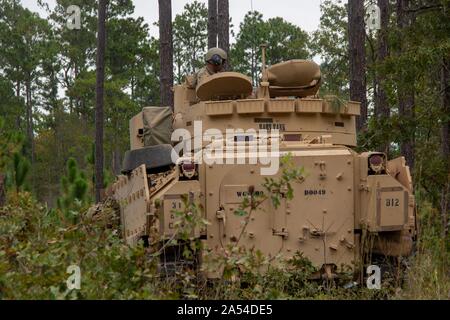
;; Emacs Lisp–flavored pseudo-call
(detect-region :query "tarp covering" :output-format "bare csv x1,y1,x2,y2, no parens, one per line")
142,106,173,146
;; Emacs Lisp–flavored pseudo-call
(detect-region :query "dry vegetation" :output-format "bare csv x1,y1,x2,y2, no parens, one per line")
0,191,447,300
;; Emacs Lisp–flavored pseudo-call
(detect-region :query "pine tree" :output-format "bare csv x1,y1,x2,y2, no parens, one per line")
0,117,25,203
208,0,218,48
217,0,230,70
12,152,30,193
158,0,174,108
57,157,88,223
348,0,368,132
396,0,416,172
375,0,390,154
95,0,107,203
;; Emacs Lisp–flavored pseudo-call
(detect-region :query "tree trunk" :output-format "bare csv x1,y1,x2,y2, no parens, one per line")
0,173,5,207
95,0,107,203
398,93,415,171
348,0,368,132
25,79,34,164
376,0,390,154
441,55,449,236
112,148,122,176
396,0,415,172
16,80,21,129
208,0,218,49
217,0,230,70
158,0,174,108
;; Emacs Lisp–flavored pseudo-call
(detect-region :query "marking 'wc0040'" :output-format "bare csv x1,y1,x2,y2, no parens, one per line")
109,56,416,279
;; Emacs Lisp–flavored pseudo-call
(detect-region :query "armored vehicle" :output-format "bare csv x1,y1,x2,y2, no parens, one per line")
109,52,416,279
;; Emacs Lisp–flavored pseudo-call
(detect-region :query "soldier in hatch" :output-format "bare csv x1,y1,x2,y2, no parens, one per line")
186,47,228,89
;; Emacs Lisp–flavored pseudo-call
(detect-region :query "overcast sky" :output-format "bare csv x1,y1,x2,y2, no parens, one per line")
21,0,323,40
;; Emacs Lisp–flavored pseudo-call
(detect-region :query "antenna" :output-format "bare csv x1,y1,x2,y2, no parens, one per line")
260,43,268,82
257,43,270,99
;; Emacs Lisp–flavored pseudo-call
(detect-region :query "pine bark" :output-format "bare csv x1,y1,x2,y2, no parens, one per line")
217,0,230,70
208,0,218,49
376,0,390,154
348,0,368,132
15,80,21,129
95,0,107,203
396,0,415,172
25,80,34,164
158,0,174,108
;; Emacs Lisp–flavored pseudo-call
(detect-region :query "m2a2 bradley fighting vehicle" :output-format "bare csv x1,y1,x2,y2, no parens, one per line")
108,48,417,279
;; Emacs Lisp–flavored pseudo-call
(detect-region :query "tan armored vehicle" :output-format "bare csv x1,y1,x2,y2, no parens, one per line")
109,52,416,279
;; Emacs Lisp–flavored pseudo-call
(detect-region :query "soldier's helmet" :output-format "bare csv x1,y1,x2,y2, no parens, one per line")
205,47,227,66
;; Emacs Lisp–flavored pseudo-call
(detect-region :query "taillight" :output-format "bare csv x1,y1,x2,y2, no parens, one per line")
182,162,195,171
369,154,385,174
181,162,196,179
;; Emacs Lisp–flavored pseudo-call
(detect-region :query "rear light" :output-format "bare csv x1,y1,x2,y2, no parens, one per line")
181,162,196,179
182,162,195,171
369,154,382,165
369,154,385,174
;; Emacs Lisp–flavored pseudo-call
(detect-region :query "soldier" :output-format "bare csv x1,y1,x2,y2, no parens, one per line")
186,47,228,89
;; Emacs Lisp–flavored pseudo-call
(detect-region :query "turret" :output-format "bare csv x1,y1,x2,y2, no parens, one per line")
171,57,360,149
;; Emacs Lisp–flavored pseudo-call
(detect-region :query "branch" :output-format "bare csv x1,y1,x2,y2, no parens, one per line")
405,4,443,14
